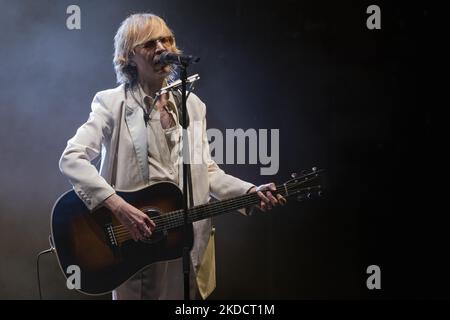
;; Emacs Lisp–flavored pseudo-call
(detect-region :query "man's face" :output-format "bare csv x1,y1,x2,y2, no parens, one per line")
131,36,174,82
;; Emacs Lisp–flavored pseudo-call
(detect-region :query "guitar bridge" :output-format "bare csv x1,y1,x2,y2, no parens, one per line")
105,223,118,247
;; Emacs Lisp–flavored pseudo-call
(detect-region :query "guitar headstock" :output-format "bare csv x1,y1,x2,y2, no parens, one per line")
281,167,324,202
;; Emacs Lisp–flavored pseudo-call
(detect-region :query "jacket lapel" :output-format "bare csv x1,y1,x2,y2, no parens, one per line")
125,85,149,184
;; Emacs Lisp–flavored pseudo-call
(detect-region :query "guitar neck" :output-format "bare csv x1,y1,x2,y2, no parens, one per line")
155,185,288,232
153,169,323,233
188,188,281,222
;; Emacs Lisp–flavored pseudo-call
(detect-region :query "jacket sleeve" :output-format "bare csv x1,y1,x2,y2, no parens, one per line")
59,93,116,211
201,103,255,214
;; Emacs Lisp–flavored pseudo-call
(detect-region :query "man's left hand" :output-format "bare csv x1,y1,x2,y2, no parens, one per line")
249,183,287,212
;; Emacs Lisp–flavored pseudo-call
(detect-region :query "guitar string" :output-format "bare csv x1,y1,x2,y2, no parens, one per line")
112,184,318,236
112,193,262,239
113,185,318,243
112,184,290,234
111,180,313,233
112,184,316,238
112,185,292,241
111,173,320,234
112,189,264,233
111,184,319,241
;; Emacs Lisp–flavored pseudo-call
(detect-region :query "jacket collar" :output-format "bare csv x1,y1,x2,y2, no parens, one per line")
124,83,149,184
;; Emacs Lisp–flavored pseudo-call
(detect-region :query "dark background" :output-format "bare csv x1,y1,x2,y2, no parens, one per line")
0,0,441,299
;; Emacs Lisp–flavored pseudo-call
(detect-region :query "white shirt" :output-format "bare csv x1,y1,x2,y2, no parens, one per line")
138,85,182,186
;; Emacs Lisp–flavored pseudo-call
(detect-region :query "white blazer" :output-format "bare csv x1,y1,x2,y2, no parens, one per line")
59,84,254,298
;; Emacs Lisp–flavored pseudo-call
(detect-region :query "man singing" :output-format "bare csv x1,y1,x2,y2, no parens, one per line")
59,13,286,299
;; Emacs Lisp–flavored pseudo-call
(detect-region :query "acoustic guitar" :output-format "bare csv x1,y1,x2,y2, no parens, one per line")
51,168,323,295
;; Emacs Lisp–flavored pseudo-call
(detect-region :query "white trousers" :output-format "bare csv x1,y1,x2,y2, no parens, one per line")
112,258,198,300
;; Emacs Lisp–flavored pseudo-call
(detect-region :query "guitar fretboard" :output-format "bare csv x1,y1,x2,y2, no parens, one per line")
153,185,292,233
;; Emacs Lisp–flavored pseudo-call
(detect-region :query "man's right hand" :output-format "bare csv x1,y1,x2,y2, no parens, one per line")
103,194,155,242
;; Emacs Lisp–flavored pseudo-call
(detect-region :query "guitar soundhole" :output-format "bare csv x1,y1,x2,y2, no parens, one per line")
141,207,167,244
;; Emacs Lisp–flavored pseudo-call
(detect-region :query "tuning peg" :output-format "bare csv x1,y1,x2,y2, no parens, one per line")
291,172,297,179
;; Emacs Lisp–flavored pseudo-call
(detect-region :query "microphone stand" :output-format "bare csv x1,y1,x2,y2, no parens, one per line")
156,56,199,300
180,63,192,301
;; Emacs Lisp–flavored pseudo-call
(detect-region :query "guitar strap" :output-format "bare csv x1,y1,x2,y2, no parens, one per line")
110,89,125,189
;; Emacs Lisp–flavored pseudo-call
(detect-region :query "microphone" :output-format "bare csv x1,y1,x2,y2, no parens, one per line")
155,52,200,66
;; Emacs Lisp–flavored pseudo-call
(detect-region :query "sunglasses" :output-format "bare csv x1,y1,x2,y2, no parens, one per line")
139,36,174,49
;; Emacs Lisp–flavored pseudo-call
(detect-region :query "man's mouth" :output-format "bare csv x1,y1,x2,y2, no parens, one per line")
153,62,170,74
153,52,168,67
152,56,161,66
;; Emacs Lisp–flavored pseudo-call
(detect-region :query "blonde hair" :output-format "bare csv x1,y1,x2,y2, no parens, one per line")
113,13,180,84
